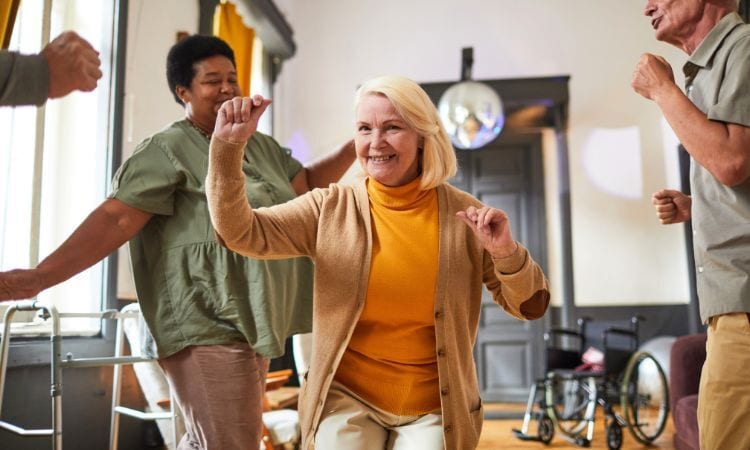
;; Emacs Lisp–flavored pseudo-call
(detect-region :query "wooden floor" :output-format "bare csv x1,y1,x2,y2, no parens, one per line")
477,403,675,450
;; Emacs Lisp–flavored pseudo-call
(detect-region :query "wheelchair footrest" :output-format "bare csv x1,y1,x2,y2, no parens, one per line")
561,434,591,448
512,428,544,442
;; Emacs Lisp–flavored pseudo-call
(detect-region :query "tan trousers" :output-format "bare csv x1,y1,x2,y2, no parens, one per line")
698,313,750,450
159,342,268,450
315,380,444,450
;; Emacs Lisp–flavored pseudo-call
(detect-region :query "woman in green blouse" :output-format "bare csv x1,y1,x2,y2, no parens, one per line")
0,35,354,449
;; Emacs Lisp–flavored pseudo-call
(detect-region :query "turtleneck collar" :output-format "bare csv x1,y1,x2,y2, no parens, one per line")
366,176,434,210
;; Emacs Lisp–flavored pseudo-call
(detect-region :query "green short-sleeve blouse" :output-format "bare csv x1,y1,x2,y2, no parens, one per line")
110,120,313,358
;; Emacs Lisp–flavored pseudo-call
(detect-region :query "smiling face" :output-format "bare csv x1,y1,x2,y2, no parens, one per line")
355,93,421,187
176,55,240,132
644,0,705,49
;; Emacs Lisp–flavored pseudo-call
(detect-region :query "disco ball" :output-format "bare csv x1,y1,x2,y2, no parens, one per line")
437,81,504,150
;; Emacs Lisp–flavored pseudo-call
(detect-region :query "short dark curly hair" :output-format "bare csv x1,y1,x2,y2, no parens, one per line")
166,34,236,105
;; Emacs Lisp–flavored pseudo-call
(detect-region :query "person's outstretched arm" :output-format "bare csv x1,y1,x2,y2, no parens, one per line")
207,95,323,258
290,139,356,195
0,199,152,301
0,31,102,107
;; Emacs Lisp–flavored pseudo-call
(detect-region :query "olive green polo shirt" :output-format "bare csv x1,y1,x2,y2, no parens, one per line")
683,13,750,323
110,120,313,358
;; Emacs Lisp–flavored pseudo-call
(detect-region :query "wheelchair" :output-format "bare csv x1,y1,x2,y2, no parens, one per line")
512,316,669,450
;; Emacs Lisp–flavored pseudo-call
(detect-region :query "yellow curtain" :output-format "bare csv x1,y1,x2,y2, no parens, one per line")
213,1,254,96
1,0,22,49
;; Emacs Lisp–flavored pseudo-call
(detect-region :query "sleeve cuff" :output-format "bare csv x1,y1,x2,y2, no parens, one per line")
492,242,527,275
0,53,49,106
209,135,246,179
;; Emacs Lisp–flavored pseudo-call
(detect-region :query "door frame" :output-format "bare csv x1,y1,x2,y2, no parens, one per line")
421,76,574,328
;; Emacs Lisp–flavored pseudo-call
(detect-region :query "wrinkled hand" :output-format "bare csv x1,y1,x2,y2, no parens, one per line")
41,31,102,99
652,189,692,225
456,206,518,259
632,53,675,101
213,95,272,144
0,269,43,301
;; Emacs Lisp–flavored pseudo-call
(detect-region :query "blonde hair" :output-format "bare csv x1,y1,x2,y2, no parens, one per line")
354,75,457,190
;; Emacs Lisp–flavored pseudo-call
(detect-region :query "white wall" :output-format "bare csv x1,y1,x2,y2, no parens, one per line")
271,0,691,306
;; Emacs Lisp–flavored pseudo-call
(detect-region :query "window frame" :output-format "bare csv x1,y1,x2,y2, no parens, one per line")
7,0,128,366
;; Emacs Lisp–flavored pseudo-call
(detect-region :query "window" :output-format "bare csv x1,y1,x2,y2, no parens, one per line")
0,0,118,334
249,35,272,135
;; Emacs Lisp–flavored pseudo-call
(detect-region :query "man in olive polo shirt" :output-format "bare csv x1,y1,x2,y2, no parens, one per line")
632,0,750,448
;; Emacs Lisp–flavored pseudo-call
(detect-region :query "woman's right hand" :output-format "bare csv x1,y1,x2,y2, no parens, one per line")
213,95,272,144
0,269,43,301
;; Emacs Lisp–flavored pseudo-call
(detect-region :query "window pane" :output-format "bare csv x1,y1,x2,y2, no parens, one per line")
0,0,116,334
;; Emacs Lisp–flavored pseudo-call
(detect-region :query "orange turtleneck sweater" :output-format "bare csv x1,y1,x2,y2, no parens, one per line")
334,176,441,416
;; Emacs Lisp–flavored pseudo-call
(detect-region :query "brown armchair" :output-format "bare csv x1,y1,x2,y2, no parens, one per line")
669,333,706,450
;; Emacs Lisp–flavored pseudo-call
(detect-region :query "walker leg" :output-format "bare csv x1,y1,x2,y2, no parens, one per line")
170,391,178,449
109,313,127,450
51,334,63,450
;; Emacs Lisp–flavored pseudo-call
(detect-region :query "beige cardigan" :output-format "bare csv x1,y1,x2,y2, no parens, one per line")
207,137,550,450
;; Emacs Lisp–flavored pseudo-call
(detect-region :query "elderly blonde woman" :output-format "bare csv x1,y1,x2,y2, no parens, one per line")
206,75,550,450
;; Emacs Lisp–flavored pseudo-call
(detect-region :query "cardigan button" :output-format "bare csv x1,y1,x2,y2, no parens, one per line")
434,311,442,319
437,348,446,357
444,425,453,433
440,388,449,396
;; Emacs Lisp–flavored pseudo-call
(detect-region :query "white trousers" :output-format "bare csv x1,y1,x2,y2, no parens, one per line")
315,380,444,450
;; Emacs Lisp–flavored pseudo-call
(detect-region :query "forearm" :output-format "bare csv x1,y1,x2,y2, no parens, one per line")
206,136,256,252
303,139,356,189
657,86,750,186
36,200,146,289
208,136,321,258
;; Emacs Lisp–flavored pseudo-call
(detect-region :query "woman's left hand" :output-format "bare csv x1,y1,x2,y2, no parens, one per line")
457,206,518,259
213,95,272,144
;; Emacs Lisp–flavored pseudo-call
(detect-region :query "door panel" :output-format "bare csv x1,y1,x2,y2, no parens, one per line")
476,192,523,244
475,334,535,401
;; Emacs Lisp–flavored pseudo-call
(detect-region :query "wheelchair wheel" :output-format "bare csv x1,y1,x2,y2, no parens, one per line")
545,374,596,438
620,351,669,444
606,420,623,450
538,414,555,444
